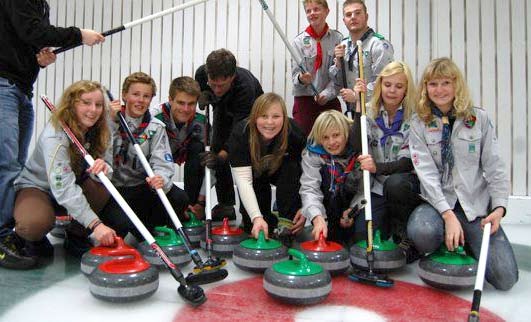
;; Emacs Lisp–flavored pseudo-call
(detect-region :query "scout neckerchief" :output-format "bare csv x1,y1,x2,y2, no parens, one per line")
375,108,403,147
305,24,329,72
431,106,455,183
115,106,151,166
161,102,177,140
347,28,374,71
160,103,200,165
308,144,357,195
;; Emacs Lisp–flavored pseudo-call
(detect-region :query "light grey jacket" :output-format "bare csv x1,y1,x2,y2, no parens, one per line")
300,148,364,223
291,28,343,100
329,32,394,101
110,114,175,192
409,107,509,221
14,122,113,228
368,106,411,195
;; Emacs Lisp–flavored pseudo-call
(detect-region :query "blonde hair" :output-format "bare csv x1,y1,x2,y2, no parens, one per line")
248,93,289,176
417,57,473,124
369,61,416,120
308,110,353,147
51,80,110,176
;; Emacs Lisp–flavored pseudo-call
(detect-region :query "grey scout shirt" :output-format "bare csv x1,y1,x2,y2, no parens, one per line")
329,32,393,102
292,28,343,100
110,114,176,193
14,122,113,228
409,107,509,221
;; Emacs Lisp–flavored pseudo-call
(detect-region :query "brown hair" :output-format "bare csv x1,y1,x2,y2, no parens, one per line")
248,93,289,176
169,76,201,99
51,80,110,176
205,49,237,80
121,72,157,97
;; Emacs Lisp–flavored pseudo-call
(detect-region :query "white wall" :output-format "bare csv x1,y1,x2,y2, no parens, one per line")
32,0,531,220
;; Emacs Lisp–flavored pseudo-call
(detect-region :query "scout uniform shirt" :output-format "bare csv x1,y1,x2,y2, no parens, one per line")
409,107,509,221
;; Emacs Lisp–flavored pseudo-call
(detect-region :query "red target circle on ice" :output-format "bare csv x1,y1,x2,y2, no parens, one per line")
175,276,503,321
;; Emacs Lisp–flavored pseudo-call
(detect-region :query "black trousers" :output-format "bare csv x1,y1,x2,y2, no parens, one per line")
183,140,205,204
100,183,189,240
240,157,302,234
382,172,422,241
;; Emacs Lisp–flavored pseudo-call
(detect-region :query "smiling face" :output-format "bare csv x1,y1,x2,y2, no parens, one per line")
320,126,347,156
169,91,198,124
343,3,368,35
426,77,456,113
381,72,408,112
256,102,284,142
122,83,154,118
74,90,105,133
305,1,329,31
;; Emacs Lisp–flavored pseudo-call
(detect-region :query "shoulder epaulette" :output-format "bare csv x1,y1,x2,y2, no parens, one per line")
373,32,385,40
342,36,350,41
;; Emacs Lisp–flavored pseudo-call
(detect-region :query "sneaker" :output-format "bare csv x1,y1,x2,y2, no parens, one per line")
211,204,236,222
398,238,422,264
24,236,54,258
0,233,38,270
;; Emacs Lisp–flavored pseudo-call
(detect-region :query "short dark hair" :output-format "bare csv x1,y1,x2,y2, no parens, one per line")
205,48,237,80
169,76,201,99
343,0,367,13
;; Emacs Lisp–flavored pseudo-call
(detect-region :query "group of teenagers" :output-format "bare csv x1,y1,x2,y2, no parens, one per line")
0,0,518,291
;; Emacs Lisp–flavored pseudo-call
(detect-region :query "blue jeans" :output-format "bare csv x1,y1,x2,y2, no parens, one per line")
407,202,519,290
0,77,34,238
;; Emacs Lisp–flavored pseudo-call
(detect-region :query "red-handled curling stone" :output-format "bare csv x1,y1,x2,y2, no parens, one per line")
50,215,72,239
299,232,350,275
233,230,288,272
263,248,331,305
200,217,246,257
88,247,159,302
350,230,406,272
80,236,134,276
182,211,205,247
138,226,191,268
418,245,477,290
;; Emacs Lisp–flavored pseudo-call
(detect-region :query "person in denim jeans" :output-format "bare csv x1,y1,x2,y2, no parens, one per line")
408,57,518,290
0,0,104,269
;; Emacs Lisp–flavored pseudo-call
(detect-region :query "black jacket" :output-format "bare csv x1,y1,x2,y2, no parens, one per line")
0,0,81,96
195,65,263,152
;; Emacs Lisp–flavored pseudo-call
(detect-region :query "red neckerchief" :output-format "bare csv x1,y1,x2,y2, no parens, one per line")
305,24,329,72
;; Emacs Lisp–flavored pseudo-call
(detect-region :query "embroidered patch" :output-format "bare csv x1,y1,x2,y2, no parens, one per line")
303,36,311,47
464,115,476,129
164,153,173,162
402,123,410,131
468,143,476,153
427,120,440,132
392,145,399,154
412,153,419,166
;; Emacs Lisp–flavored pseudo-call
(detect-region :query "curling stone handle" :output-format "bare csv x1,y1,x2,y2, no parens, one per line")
155,226,178,240
288,248,310,268
104,246,141,260
113,236,126,248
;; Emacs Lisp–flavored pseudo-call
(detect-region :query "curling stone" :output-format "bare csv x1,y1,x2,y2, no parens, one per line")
138,226,191,268
418,245,477,290
80,236,134,276
299,232,350,275
233,230,288,272
182,211,205,247
200,217,246,257
50,215,72,239
89,247,159,302
263,248,332,305
350,230,406,272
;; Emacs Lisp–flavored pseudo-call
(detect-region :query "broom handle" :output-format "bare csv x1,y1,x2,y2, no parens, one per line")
468,222,492,321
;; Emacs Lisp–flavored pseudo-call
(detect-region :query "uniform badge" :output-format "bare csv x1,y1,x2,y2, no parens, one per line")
468,143,476,153
392,145,399,154
427,120,440,132
303,36,311,47
164,153,173,162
